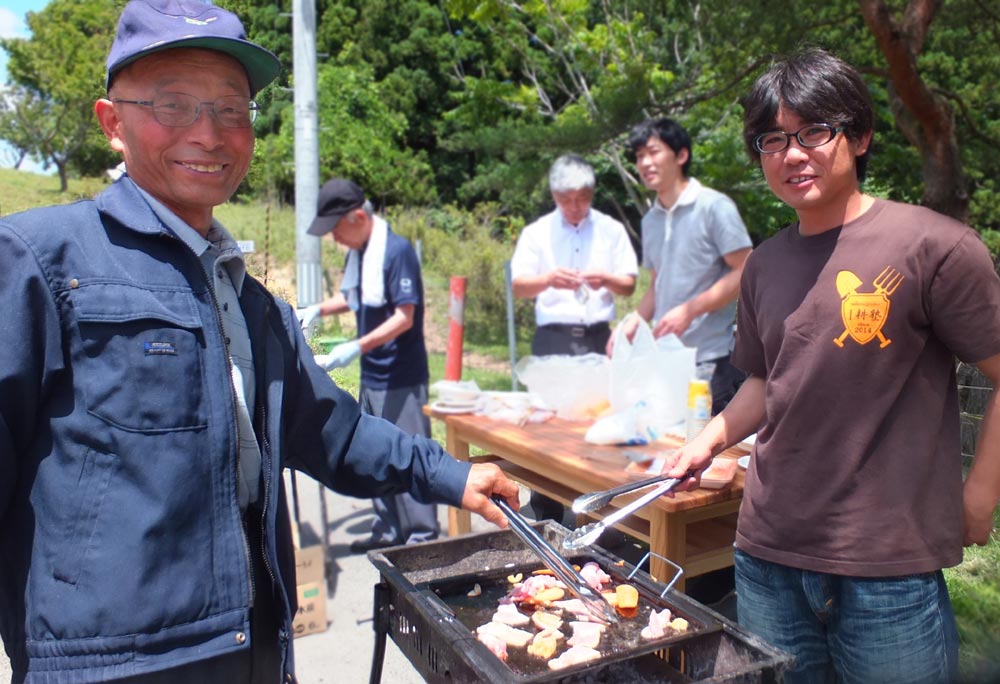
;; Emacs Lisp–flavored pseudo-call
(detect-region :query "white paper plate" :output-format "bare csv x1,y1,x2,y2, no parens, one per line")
430,401,479,414
737,455,750,470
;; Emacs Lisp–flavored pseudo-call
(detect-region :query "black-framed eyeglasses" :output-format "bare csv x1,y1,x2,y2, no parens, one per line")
753,123,845,154
112,93,258,129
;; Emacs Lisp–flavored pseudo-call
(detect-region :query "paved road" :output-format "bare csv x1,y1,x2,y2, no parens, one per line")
0,474,520,684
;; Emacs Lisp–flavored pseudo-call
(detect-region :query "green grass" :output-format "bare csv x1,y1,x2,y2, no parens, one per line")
945,510,1000,680
0,168,107,217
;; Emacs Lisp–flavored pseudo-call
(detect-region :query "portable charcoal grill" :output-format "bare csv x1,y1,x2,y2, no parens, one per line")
366,520,791,684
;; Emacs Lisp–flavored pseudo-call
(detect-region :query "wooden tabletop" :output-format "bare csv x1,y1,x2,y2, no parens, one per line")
430,410,748,513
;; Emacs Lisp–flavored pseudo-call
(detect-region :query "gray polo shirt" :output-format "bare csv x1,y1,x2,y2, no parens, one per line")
641,178,752,362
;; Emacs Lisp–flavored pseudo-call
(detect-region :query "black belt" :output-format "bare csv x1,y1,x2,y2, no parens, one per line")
539,322,610,338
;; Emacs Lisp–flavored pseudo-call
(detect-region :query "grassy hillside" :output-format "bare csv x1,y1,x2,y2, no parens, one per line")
0,168,108,217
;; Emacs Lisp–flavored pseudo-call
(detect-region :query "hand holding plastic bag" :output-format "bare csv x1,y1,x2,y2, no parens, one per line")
609,314,695,433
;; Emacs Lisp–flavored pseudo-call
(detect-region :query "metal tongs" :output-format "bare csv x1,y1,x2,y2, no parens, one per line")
562,472,691,551
570,471,682,514
492,496,618,625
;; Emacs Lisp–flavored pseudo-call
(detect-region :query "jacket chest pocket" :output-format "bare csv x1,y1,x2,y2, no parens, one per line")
70,283,208,432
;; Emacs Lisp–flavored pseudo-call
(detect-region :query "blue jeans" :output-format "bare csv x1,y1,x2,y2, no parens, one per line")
735,549,958,684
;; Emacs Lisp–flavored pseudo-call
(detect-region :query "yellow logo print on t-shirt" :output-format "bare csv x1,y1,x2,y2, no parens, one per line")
833,267,904,348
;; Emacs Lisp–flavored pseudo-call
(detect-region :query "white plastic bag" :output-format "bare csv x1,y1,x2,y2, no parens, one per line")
584,400,659,445
514,353,610,420
609,316,696,432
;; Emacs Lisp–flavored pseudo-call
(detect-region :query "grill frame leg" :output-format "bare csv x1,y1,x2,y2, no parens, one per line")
369,582,391,684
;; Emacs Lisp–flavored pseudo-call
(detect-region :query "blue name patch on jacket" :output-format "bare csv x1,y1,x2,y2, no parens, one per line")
144,341,177,355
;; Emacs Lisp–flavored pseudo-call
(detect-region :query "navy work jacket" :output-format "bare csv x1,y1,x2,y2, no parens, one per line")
0,178,469,683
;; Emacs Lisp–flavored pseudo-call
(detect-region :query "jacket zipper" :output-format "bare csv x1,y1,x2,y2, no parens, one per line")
253,300,292,661
168,231,255,609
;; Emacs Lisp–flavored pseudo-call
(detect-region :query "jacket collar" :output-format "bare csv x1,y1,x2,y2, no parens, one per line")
95,176,177,237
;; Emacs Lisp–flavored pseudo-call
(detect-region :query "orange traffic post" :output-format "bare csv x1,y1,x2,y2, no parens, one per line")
445,276,467,381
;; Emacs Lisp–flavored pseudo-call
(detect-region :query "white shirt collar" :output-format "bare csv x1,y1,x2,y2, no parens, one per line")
556,208,593,233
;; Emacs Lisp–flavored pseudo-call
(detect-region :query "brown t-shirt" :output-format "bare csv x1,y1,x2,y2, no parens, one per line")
733,199,1000,576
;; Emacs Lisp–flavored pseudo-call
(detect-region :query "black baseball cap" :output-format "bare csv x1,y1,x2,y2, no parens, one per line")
106,0,280,96
308,179,367,237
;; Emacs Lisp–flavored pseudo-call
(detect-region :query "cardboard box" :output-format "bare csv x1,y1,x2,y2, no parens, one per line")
292,542,328,638
292,580,328,638
295,544,325,585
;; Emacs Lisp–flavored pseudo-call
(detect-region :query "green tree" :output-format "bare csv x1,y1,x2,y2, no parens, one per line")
860,0,966,221
312,0,515,204
444,0,1000,236
0,0,121,190
251,61,436,205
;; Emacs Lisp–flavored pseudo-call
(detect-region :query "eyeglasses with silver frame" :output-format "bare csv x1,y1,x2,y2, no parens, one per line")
753,123,845,154
112,93,259,129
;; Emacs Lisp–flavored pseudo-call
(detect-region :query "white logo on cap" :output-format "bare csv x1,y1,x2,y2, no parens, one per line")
183,16,218,26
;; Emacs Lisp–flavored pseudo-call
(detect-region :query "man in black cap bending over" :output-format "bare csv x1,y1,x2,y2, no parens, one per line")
0,2,518,683
298,179,439,554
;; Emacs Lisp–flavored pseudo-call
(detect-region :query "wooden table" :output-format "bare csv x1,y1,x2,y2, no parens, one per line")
430,409,748,592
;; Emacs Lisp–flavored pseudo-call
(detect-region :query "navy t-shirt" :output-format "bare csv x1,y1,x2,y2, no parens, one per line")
355,228,428,389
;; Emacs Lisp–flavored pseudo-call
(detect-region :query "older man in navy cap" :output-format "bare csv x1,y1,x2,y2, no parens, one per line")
298,179,439,555
0,2,518,683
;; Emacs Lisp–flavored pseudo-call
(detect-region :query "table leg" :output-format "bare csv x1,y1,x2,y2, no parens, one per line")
446,426,472,536
649,511,687,593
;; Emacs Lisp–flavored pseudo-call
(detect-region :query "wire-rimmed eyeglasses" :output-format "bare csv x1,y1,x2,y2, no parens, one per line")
112,93,258,129
753,123,844,154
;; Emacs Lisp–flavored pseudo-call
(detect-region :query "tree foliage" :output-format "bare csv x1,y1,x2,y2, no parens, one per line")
441,0,1000,237
0,0,121,189
250,61,437,206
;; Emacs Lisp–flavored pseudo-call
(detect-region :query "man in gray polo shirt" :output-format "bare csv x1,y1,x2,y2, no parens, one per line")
619,118,753,414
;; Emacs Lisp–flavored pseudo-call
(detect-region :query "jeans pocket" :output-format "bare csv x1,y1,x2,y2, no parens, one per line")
832,573,954,684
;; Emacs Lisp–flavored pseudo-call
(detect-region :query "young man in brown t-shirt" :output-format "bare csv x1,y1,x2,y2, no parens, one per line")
665,48,1000,684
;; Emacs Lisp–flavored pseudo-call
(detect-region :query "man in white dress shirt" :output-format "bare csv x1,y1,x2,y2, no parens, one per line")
511,154,638,523
511,154,638,357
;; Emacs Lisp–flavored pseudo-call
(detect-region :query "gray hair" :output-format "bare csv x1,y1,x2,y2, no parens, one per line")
548,154,596,193
361,199,374,216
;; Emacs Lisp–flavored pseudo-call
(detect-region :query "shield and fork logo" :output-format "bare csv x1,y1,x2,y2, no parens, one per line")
833,266,904,348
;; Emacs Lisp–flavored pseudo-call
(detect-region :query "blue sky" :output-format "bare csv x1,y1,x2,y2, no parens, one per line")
0,0,49,81
1,0,51,172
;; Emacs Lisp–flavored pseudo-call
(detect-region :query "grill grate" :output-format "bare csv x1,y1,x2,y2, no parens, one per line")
368,521,792,683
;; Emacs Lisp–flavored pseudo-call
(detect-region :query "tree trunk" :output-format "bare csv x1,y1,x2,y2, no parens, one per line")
56,162,68,193
858,0,969,222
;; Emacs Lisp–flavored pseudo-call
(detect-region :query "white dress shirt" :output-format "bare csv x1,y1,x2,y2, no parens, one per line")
511,207,637,326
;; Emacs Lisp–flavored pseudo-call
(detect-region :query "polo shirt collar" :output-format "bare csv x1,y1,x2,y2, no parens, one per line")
653,177,702,213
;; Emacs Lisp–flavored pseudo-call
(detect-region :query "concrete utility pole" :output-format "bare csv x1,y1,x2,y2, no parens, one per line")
293,0,322,307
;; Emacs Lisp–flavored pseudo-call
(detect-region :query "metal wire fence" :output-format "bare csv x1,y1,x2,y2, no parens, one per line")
958,362,992,470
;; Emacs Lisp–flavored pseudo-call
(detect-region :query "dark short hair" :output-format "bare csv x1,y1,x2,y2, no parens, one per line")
626,118,692,177
742,48,874,182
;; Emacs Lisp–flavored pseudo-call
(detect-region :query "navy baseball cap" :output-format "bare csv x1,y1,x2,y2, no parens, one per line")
106,0,280,95
308,179,367,236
